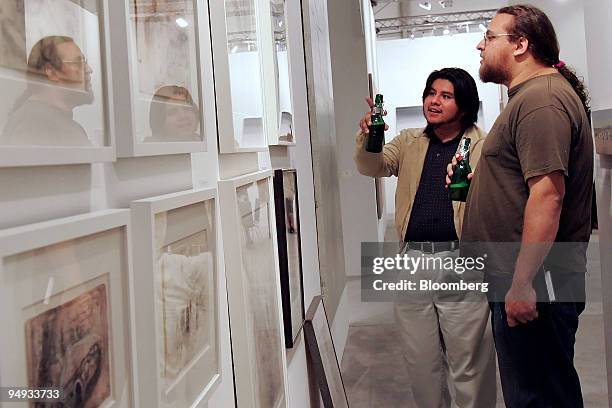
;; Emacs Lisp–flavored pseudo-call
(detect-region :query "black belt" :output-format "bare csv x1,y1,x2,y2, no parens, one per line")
406,240,459,254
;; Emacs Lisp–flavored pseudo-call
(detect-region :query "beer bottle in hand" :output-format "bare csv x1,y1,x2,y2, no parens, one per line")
366,94,385,153
449,137,472,202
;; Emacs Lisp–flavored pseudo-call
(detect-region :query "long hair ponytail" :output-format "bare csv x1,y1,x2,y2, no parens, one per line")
498,5,591,117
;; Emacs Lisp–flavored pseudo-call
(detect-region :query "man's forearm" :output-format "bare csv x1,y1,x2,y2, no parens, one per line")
513,188,562,286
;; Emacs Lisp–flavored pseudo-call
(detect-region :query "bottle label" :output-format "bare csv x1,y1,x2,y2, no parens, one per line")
372,106,383,115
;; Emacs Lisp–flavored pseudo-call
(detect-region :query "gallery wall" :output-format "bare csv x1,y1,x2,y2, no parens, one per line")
0,0,329,407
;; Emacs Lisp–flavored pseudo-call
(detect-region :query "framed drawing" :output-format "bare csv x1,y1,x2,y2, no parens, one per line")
593,109,612,155
304,296,350,408
0,210,133,407
108,0,215,157
209,0,270,153
0,0,116,167
219,169,289,408
273,169,305,348
130,188,220,407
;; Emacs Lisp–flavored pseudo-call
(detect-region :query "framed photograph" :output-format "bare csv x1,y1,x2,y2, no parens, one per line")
107,0,214,157
0,0,116,167
219,169,289,408
209,0,270,153
273,169,304,348
0,210,133,407
130,188,220,407
304,296,350,408
593,109,612,155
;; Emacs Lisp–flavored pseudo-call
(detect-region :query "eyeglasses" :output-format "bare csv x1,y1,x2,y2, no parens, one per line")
482,32,518,44
62,56,88,66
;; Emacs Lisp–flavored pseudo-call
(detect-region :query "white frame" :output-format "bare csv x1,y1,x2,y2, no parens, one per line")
0,0,116,167
130,188,221,407
210,0,270,153
108,0,214,157
0,210,134,407
218,169,290,408
264,0,296,146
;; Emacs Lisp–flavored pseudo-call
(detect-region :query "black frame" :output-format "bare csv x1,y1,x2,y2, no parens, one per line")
303,296,350,408
273,168,305,348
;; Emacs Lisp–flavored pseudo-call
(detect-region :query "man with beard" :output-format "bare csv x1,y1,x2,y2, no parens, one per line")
355,68,496,407
2,36,94,145
448,5,593,407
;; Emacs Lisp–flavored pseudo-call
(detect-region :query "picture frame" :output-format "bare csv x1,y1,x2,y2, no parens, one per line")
273,169,305,348
130,188,220,407
266,0,295,146
209,0,270,153
0,210,134,407
304,296,350,408
593,108,612,155
108,0,215,157
0,0,116,167
218,169,289,408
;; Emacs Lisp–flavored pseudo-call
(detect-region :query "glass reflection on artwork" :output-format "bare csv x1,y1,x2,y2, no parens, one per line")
270,0,293,143
130,0,203,143
0,0,106,146
237,179,285,407
225,0,265,148
25,283,111,407
154,201,215,389
282,171,303,338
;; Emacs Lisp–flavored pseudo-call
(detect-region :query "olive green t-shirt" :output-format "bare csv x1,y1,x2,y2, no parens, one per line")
462,73,593,276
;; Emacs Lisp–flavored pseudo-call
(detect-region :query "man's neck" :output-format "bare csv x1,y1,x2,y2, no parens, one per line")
431,121,463,143
507,62,557,89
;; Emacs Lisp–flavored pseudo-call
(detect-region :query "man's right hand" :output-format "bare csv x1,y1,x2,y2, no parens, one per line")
359,97,389,134
446,154,474,188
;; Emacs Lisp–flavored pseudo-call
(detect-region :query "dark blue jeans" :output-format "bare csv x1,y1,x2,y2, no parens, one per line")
488,273,585,408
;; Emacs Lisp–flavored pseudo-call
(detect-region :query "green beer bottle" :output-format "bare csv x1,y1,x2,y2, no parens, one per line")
366,94,385,153
449,137,472,202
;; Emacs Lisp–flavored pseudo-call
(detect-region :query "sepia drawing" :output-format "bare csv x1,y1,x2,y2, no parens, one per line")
158,229,213,383
25,283,111,408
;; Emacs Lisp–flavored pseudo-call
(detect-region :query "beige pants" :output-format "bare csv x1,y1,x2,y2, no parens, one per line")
394,250,496,408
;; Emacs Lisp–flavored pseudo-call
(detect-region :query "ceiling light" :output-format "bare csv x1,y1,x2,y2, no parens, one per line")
418,2,432,11
175,17,189,28
479,23,487,32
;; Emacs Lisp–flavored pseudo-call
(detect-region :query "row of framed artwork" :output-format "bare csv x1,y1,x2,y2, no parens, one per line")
0,0,294,167
0,168,323,407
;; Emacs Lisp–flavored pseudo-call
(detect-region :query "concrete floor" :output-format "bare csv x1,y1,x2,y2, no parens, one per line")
340,231,608,407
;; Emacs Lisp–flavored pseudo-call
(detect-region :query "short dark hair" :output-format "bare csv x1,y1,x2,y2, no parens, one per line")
497,4,590,116
422,67,480,129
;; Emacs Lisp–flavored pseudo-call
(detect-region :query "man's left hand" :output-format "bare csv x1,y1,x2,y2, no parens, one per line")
505,281,538,327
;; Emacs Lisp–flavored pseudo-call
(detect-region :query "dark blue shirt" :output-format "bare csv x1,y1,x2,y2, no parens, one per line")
405,132,461,242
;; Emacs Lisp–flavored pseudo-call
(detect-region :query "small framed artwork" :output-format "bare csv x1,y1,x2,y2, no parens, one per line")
130,188,220,407
0,0,116,166
219,169,289,408
273,169,305,347
266,0,295,146
593,109,612,155
0,210,133,407
107,0,214,157
209,0,270,153
304,296,350,408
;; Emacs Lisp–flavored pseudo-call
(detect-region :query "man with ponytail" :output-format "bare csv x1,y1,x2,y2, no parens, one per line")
448,4,594,407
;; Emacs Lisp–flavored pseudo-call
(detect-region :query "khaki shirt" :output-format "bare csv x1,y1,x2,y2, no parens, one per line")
354,126,486,240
